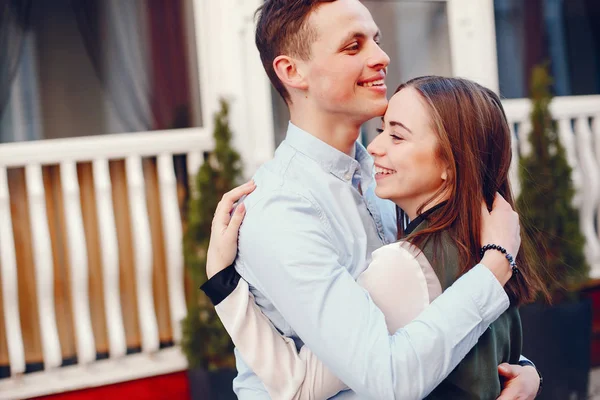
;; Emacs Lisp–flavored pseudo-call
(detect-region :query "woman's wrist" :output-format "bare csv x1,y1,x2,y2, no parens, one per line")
480,244,518,273
206,251,233,279
480,243,520,286
207,263,226,280
481,251,512,286
200,264,240,306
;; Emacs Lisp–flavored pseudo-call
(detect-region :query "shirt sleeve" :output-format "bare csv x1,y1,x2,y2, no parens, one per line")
211,274,347,399
200,242,443,399
233,191,510,400
231,352,271,400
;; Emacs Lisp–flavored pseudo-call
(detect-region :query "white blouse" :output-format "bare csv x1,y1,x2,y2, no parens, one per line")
214,241,443,400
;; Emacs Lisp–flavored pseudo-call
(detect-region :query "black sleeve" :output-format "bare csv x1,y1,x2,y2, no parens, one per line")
199,265,241,306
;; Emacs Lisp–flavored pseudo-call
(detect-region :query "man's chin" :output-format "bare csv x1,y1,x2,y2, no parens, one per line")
363,102,388,119
368,95,389,113
373,101,388,116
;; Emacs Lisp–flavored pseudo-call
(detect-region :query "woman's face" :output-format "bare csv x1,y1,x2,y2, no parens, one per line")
367,87,449,218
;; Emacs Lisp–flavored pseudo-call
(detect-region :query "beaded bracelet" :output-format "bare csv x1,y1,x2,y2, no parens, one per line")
480,244,520,275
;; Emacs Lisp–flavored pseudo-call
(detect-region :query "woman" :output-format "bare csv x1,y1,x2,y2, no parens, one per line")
203,76,548,399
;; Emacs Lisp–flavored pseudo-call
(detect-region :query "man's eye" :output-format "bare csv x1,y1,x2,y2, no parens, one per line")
376,128,384,134
346,43,359,51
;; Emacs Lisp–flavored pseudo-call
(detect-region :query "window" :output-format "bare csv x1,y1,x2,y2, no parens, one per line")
0,0,202,143
495,0,600,98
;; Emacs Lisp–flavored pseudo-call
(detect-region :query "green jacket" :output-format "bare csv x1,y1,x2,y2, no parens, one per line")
406,211,522,400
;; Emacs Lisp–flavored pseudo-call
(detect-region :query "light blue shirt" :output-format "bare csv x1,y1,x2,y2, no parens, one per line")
233,122,510,399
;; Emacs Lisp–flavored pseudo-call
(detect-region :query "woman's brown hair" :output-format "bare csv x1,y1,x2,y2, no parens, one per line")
396,76,549,305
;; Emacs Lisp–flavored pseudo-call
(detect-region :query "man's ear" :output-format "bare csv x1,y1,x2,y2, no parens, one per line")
273,55,308,91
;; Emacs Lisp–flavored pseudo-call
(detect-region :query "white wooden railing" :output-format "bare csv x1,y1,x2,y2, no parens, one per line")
0,128,211,399
503,95,600,277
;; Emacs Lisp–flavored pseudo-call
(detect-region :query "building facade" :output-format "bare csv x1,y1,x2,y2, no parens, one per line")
0,0,599,398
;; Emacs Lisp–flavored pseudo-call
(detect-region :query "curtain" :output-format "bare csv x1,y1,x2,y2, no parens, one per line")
146,0,191,130
0,0,33,120
71,0,153,133
71,0,191,132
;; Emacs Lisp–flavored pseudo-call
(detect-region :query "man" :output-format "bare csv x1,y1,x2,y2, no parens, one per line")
205,0,541,398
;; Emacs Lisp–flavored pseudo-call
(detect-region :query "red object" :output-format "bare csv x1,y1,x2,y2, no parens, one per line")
147,0,191,130
34,371,191,400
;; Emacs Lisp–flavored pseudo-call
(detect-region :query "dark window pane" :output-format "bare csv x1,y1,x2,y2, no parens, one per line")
495,0,600,98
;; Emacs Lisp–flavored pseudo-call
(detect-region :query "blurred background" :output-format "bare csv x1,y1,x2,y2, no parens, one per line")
0,0,599,399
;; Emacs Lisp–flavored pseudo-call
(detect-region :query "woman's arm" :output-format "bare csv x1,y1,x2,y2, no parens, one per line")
208,267,346,400
202,242,441,399
203,181,345,398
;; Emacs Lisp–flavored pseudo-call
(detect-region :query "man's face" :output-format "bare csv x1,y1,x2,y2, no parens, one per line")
298,0,390,123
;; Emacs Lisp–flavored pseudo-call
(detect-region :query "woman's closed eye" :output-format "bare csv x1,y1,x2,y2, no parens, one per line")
376,129,404,142
390,133,404,142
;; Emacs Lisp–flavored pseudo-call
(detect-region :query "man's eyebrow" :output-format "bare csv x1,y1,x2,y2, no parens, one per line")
339,30,382,46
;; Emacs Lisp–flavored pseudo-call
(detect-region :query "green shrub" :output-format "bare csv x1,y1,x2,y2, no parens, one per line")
517,64,588,300
181,99,242,370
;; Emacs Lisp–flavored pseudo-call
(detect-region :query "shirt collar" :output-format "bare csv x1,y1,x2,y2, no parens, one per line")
283,122,373,183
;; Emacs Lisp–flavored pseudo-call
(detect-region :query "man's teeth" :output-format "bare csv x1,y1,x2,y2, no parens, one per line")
375,166,395,175
360,79,384,87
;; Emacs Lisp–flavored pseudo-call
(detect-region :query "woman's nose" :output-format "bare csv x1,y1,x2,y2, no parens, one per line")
367,133,385,157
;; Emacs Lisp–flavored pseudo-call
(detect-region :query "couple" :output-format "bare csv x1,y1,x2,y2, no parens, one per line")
202,0,546,398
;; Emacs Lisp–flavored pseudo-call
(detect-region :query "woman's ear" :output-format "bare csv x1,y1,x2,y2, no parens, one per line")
441,166,449,181
273,55,308,91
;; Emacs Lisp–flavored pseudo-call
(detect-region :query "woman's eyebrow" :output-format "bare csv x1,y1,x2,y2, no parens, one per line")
382,118,413,134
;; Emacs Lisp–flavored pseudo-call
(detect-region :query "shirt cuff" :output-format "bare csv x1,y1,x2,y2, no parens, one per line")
452,264,510,325
200,265,241,305
519,354,533,364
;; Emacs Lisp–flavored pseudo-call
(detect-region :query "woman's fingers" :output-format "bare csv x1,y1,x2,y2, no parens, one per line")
226,202,246,242
206,183,255,279
491,192,510,211
213,180,255,227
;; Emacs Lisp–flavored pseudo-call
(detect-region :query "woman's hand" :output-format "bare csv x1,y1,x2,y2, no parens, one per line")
480,192,521,285
206,180,256,279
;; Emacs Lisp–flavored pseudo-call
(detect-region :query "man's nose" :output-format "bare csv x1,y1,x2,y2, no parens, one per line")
368,43,390,71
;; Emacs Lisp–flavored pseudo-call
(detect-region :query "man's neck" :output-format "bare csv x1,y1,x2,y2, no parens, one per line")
289,107,363,156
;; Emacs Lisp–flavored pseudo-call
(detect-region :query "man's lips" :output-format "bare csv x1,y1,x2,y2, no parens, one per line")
358,79,385,88
358,72,386,87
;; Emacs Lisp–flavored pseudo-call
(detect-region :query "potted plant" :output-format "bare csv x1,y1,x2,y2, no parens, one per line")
516,63,592,399
181,99,241,399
